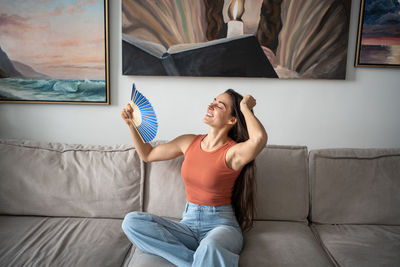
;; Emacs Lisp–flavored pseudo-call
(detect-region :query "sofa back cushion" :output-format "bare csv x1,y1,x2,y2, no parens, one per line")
254,145,309,222
0,140,142,218
144,142,309,222
309,148,400,225
143,142,186,219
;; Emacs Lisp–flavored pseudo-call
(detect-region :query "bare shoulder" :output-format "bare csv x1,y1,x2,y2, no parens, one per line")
147,134,196,162
173,134,197,154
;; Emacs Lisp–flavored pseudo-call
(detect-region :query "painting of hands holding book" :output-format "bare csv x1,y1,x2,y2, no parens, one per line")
122,0,351,79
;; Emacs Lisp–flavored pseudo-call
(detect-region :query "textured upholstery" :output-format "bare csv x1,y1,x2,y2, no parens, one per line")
254,145,309,222
126,248,175,267
0,140,142,218
143,143,309,222
311,224,400,267
1,139,399,267
143,141,187,219
0,215,131,267
309,148,400,224
239,221,334,267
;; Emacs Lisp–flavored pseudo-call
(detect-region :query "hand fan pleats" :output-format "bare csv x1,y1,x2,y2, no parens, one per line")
130,83,158,143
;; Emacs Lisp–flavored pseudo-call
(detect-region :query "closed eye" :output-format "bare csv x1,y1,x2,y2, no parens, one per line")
213,98,226,110
211,99,225,110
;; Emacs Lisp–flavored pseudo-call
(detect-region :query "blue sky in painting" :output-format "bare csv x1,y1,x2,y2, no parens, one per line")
0,0,105,80
363,0,400,37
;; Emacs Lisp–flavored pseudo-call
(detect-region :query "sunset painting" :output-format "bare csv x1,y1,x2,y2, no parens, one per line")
0,0,109,104
356,0,400,67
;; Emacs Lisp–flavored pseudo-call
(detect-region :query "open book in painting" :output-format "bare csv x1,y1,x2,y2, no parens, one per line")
122,33,278,78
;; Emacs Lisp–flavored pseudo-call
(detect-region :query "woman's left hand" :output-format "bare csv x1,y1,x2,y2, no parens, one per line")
240,95,256,111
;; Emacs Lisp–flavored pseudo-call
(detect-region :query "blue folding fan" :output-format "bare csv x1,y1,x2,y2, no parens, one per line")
129,83,158,143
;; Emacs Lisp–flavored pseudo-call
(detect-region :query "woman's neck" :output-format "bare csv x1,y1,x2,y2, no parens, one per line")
202,128,230,151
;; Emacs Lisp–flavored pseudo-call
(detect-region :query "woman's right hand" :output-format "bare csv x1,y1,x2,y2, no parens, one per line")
121,103,133,126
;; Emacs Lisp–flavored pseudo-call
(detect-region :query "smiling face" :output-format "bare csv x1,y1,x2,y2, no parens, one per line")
203,93,237,129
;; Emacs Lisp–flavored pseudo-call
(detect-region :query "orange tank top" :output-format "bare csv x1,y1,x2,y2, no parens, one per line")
181,134,241,206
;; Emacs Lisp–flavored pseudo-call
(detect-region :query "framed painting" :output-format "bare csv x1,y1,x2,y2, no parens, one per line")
355,0,400,68
0,0,110,104
121,0,352,79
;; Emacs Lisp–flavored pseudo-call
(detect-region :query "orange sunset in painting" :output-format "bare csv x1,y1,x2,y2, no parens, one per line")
0,0,108,103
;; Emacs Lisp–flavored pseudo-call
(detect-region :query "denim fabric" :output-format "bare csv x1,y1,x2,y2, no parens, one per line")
122,202,243,267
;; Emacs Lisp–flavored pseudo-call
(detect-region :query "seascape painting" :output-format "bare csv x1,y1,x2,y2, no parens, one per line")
0,0,109,104
122,0,352,79
355,0,400,67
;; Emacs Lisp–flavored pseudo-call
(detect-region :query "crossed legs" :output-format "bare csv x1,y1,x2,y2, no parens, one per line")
122,211,242,267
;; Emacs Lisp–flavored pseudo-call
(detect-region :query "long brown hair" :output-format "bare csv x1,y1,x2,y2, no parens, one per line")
225,89,256,232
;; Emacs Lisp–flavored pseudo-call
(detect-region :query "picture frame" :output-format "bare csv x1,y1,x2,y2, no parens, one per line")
122,0,352,79
0,0,110,104
355,0,400,68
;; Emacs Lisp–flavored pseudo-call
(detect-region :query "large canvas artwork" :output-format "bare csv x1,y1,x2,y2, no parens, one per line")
0,0,109,104
355,0,400,67
122,0,352,79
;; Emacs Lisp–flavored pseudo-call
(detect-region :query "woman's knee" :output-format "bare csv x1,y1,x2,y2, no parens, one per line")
198,226,243,255
122,211,151,233
194,235,241,266
198,237,222,252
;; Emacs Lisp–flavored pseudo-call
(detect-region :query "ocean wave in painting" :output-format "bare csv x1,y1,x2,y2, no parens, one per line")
0,78,106,102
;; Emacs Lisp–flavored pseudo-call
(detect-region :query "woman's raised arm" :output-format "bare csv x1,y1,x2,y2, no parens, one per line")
121,103,195,162
227,95,268,171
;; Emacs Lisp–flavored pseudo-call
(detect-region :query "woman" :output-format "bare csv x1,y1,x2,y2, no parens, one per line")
120,89,267,267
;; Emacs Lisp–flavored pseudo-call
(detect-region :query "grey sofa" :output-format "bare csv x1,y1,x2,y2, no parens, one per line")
0,139,399,267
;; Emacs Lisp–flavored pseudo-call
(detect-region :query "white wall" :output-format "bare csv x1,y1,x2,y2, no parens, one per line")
1,0,399,150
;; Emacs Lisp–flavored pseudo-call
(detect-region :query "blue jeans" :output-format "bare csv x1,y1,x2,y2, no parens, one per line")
122,202,243,267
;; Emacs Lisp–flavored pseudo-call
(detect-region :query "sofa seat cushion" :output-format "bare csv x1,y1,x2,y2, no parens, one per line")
239,221,334,267
123,220,334,267
125,248,175,267
0,215,131,267
311,224,400,267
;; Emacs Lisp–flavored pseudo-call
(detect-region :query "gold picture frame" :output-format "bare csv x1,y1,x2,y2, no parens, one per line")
0,0,110,104
355,0,400,68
